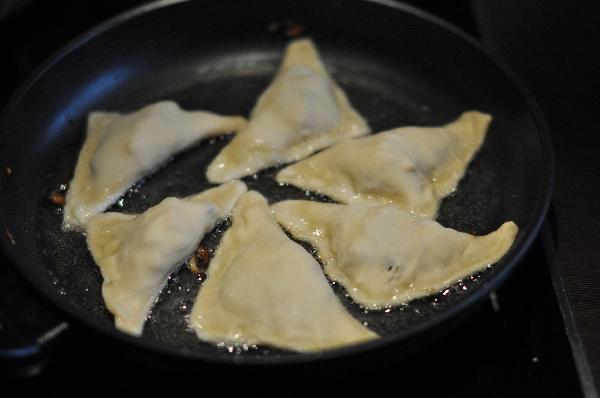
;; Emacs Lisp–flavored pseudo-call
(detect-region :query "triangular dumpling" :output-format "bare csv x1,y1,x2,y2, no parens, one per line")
190,191,377,352
87,181,247,336
272,200,518,308
206,39,370,183
276,111,491,218
64,101,246,230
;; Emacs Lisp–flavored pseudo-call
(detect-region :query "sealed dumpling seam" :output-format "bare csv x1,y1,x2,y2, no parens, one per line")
190,191,377,352
276,111,491,218
64,101,246,230
86,180,247,335
206,39,370,183
272,200,518,308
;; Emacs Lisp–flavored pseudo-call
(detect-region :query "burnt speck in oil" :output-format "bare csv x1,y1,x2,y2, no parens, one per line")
285,23,304,38
188,246,210,274
47,182,68,207
196,272,207,282
267,20,305,38
48,191,66,206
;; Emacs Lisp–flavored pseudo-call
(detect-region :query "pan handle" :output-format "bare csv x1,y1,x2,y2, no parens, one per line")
0,319,69,359
0,254,70,376
0,318,69,378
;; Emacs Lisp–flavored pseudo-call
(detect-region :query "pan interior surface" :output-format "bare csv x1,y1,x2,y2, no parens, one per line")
0,0,549,362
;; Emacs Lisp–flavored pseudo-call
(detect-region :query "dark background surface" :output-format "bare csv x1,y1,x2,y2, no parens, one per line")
473,1,600,395
0,0,598,395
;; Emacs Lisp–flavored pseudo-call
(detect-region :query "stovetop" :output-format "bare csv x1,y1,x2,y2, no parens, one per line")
0,1,589,395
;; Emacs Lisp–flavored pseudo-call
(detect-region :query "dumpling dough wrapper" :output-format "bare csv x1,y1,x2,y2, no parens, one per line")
64,101,247,230
272,200,518,308
87,181,247,336
206,39,370,183
276,111,491,218
190,191,377,352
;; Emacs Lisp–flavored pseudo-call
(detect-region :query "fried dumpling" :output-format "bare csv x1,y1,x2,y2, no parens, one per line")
190,191,377,352
64,101,246,230
206,39,370,183
276,111,491,218
272,200,518,308
87,181,247,336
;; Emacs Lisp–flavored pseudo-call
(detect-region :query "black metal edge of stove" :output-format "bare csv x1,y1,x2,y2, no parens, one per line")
472,3,595,394
541,220,598,398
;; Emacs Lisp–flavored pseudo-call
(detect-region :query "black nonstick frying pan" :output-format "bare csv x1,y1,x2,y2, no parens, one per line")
0,0,553,365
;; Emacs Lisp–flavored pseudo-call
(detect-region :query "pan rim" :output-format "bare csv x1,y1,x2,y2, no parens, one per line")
0,0,554,365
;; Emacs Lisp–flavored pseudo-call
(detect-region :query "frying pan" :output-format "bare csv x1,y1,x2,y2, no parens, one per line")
0,0,553,366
